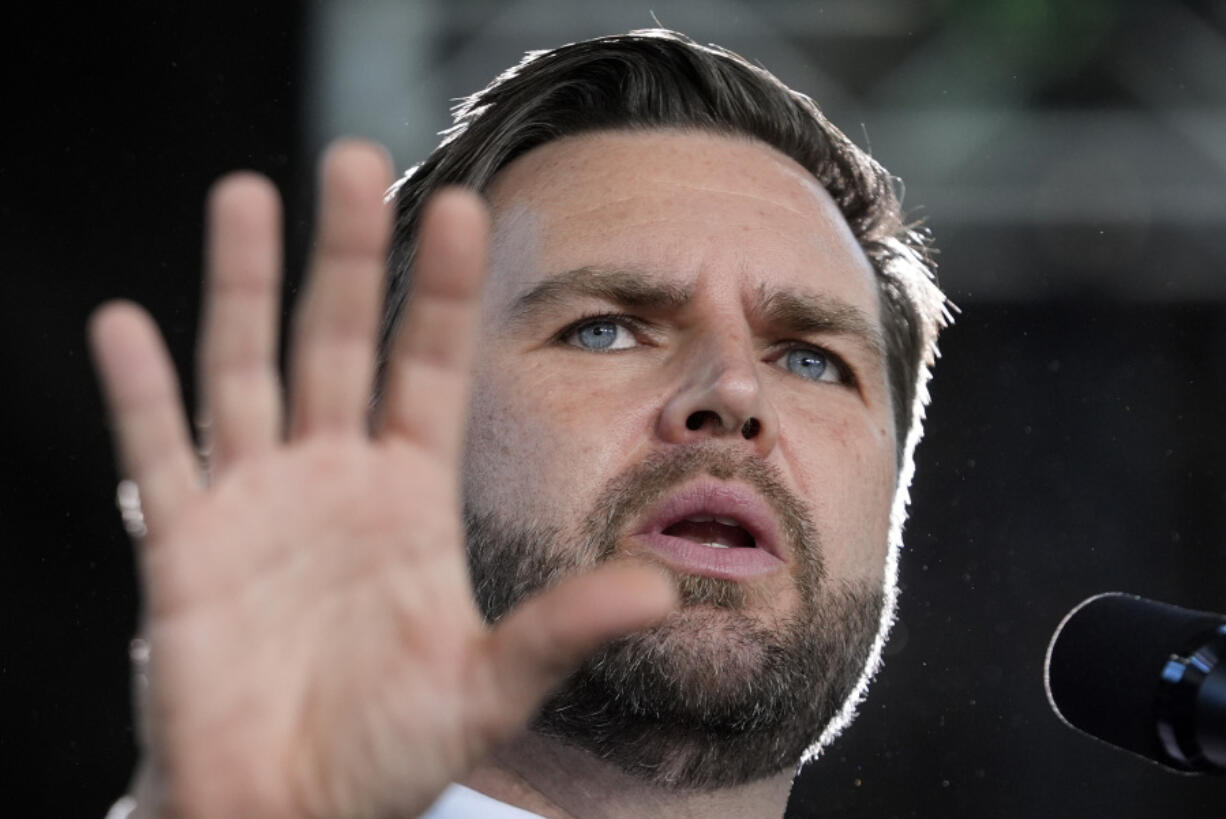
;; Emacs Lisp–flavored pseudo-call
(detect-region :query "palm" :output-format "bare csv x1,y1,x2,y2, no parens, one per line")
89,142,674,819
145,441,478,816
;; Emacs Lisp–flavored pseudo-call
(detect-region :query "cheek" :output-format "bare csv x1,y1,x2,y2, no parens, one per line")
464,370,555,514
786,408,896,584
463,360,654,525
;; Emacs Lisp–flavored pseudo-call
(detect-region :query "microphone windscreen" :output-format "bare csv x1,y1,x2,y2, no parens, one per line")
1044,592,1225,766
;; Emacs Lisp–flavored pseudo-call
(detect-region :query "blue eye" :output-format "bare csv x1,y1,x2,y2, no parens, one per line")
782,348,838,382
565,319,637,351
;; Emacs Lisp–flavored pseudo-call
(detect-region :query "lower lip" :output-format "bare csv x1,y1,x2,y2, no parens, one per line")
628,533,787,580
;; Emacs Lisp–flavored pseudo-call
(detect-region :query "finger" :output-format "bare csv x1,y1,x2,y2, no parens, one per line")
378,188,489,462
289,139,393,438
89,302,199,534
478,564,678,736
199,173,283,473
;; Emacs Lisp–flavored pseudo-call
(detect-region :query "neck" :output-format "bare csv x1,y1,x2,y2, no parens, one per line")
463,731,795,819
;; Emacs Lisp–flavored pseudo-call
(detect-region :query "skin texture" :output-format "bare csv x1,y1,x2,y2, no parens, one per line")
88,131,899,819
459,131,900,817
469,129,896,629
89,142,677,819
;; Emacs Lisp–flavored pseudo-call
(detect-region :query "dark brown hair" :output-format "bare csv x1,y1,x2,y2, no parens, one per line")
384,29,950,469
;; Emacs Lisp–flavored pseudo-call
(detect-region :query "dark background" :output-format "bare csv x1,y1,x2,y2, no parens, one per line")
6,2,1226,816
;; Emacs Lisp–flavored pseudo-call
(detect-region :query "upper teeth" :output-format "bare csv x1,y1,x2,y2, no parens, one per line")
685,515,742,527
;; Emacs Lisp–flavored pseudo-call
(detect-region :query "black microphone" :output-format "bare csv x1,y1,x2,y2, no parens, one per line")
1044,592,1226,773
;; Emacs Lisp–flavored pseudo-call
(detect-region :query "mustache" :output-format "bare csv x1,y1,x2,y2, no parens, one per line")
463,442,826,620
580,443,825,606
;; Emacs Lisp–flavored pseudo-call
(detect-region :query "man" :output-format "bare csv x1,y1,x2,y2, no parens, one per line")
93,30,947,819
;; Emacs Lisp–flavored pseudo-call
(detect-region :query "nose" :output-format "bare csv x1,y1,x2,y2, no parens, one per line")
656,335,779,454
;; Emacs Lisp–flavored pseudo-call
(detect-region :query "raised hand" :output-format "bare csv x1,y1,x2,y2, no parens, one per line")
89,141,676,819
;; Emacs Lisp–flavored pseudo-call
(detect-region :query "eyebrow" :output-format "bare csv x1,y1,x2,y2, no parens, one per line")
506,265,886,361
508,266,692,325
754,287,887,362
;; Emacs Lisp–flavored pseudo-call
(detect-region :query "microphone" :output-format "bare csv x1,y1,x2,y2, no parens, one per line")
1044,592,1226,773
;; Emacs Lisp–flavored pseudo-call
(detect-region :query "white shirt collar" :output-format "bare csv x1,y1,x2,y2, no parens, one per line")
419,783,547,818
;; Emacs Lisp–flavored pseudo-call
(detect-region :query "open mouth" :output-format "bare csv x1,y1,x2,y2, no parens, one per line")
660,514,757,549
628,481,786,580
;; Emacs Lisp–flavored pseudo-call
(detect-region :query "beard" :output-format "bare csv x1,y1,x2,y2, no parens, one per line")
464,444,886,790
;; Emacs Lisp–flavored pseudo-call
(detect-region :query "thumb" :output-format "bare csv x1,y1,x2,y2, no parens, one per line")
477,563,677,737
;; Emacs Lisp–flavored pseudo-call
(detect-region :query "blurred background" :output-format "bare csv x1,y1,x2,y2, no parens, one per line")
7,0,1226,815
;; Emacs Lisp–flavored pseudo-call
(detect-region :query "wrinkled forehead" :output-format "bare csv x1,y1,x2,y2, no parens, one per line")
481,129,879,314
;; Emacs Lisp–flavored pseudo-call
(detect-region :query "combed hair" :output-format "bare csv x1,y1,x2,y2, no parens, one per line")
384,29,951,474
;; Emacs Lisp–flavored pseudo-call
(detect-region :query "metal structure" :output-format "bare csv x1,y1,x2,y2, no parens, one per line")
306,0,1226,300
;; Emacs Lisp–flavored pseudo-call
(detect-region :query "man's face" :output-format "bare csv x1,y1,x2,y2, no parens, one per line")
461,129,899,785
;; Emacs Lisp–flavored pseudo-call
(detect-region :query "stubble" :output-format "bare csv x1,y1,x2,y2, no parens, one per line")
465,444,885,788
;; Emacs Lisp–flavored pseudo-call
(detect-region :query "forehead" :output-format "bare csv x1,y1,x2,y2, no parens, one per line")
482,129,878,312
